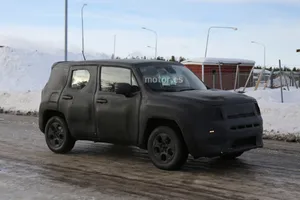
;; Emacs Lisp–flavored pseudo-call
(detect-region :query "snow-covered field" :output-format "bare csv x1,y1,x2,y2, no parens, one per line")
0,38,299,142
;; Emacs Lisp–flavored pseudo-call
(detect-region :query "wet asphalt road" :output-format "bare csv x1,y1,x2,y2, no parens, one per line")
0,114,300,200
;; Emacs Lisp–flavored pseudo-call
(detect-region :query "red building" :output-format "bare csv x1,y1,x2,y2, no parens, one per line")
181,57,255,90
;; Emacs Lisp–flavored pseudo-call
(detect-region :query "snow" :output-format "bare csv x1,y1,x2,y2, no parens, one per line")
0,91,40,112
239,87,300,140
181,57,255,66
253,69,271,74
0,46,110,91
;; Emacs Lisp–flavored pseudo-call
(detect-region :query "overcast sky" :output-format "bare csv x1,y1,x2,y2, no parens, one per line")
0,0,300,67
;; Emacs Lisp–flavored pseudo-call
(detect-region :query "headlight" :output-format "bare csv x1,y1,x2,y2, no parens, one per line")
213,107,224,120
254,103,261,115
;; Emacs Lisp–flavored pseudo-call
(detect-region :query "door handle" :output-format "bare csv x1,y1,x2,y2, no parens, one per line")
96,98,107,104
62,95,73,100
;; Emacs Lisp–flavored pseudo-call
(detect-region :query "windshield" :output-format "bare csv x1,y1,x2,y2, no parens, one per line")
138,63,207,92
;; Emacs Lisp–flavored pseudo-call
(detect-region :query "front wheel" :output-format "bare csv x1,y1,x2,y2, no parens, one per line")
147,126,188,170
45,116,76,154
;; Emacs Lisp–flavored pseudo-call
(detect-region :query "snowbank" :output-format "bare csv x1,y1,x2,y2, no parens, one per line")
0,46,109,91
242,87,300,141
0,90,40,113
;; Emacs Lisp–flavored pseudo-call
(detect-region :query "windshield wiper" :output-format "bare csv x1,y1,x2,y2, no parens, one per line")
178,88,197,91
152,88,178,92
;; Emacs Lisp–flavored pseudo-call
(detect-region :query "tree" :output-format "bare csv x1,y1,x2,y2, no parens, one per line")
292,67,297,71
179,56,186,62
156,56,165,60
169,55,176,62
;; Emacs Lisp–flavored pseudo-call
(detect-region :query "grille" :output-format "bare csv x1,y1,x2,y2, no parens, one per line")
230,123,260,130
227,112,255,119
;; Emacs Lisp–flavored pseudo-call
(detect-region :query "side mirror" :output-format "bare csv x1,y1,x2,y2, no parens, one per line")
115,83,132,96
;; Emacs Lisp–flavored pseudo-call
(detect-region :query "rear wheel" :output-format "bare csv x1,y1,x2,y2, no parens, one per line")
45,116,76,154
147,126,188,170
220,152,244,160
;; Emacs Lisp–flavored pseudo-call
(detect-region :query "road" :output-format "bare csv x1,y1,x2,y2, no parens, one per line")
0,114,299,200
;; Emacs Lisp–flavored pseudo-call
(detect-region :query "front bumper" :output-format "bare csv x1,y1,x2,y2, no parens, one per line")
190,127,263,158
186,102,263,158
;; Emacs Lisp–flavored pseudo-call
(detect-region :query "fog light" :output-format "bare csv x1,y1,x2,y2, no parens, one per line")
209,130,215,134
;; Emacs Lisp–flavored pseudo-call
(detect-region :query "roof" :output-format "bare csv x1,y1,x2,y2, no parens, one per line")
181,57,255,66
54,59,179,67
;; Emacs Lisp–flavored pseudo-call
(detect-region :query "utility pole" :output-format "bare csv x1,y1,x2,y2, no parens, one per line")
142,27,158,59
251,41,267,86
64,0,68,61
146,45,155,58
113,34,116,59
81,3,87,60
251,41,266,69
204,26,237,58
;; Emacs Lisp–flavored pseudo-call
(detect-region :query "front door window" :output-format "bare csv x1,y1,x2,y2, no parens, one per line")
100,66,138,92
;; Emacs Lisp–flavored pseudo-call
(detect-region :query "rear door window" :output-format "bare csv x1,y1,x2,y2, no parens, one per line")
70,69,91,90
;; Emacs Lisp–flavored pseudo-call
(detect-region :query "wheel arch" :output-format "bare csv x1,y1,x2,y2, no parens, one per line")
140,117,188,151
41,110,66,133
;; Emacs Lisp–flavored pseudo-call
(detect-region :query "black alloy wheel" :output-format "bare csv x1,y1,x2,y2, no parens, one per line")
45,116,75,154
147,126,188,170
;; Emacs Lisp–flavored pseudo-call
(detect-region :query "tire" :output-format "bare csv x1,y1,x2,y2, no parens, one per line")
147,126,188,170
44,116,76,154
220,152,244,160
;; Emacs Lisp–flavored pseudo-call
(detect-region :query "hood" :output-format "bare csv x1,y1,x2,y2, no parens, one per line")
161,89,256,105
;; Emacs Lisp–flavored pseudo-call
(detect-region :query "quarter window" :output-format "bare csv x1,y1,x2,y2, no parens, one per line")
71,69,90,89
101,66,138,92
